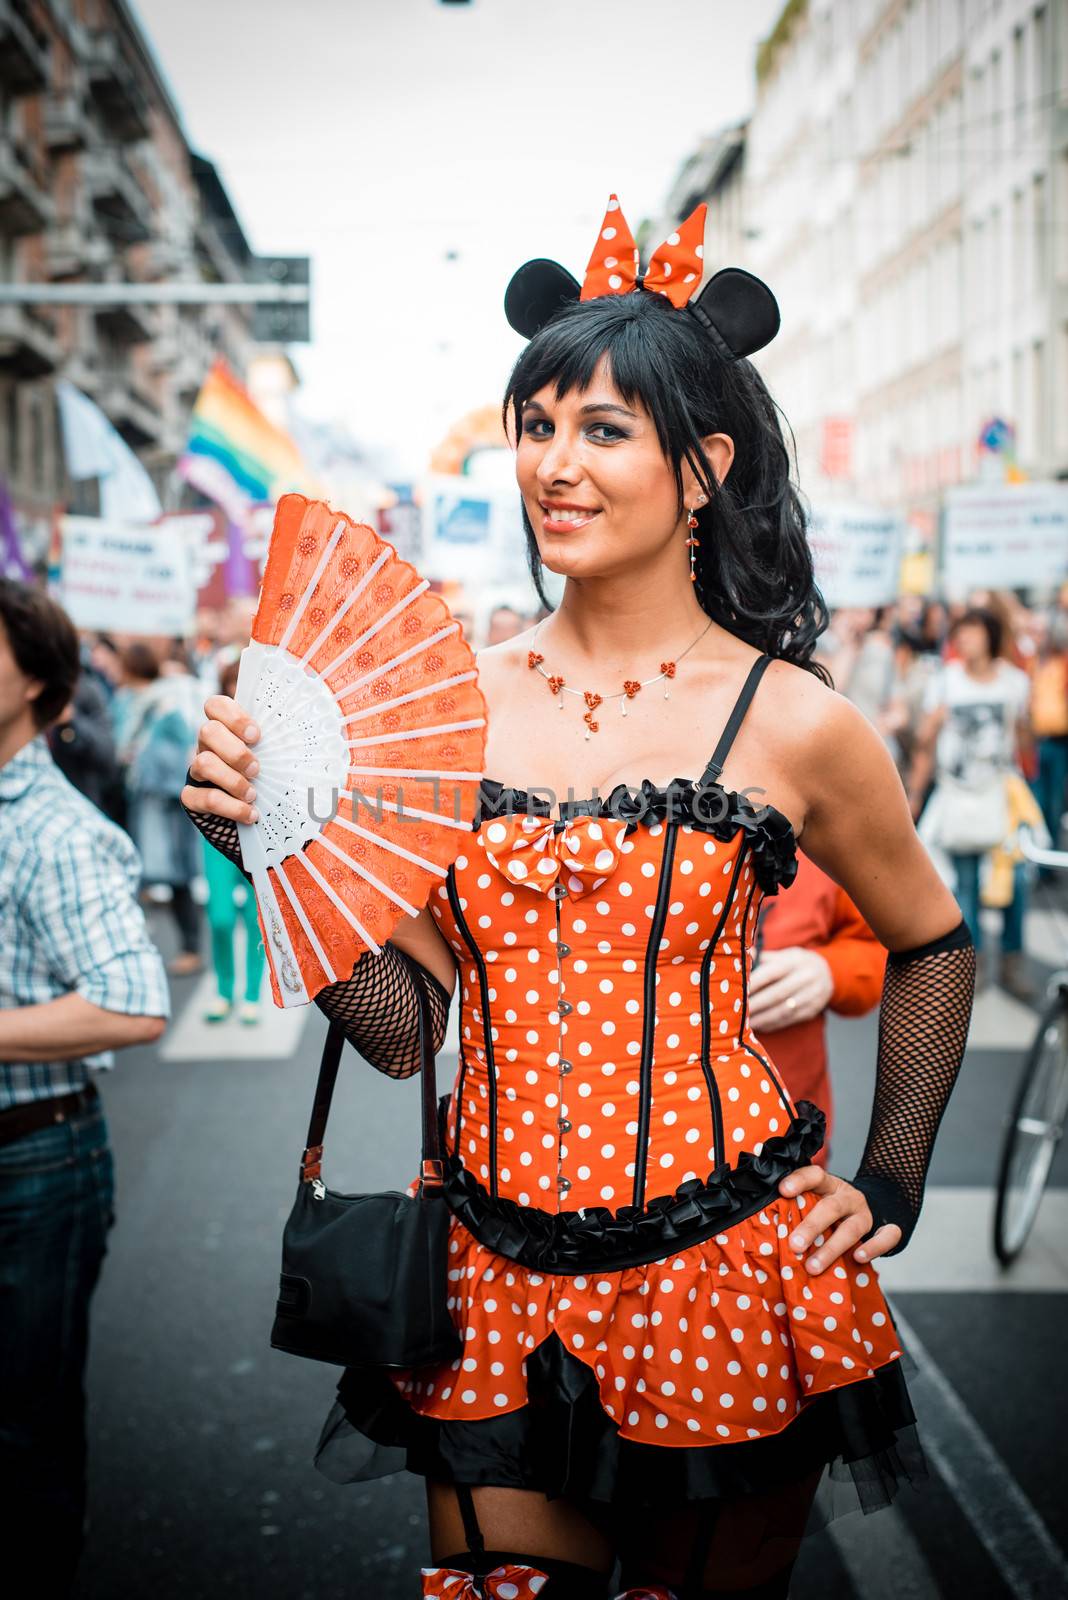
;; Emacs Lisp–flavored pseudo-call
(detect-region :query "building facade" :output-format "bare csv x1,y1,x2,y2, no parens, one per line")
669,0,1067,528
0,0,266,562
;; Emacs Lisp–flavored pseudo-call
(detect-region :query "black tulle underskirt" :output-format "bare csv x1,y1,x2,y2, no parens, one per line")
314,1328,927,1531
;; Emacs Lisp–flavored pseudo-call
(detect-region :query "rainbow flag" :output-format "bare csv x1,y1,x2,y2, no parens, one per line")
179,359,309,520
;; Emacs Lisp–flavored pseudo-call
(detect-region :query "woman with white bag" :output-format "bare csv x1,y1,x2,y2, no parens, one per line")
908,607,1035,998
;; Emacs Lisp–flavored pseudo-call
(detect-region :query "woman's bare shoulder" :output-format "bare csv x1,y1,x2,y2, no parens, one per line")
474,627,541,682
760,655,888,790
761,655,850,737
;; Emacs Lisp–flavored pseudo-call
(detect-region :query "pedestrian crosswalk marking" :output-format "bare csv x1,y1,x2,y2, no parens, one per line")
878,1188,1068,1294
160,969,308,1061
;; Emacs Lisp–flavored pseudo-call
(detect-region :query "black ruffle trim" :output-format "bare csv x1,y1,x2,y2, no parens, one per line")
317,1329,926,1520
439,1099,827,1274
475,776,799,895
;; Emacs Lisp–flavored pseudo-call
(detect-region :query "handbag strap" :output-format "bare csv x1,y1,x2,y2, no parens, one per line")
299,955,443,1193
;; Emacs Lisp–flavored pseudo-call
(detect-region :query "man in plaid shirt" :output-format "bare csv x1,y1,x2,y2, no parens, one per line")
0,579,169,1592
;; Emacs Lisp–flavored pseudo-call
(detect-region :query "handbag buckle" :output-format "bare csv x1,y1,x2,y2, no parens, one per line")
301,1144,324,1183
420,1157,444,1192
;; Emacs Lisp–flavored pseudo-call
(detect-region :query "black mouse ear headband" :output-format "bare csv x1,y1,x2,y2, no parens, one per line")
504,192,780,361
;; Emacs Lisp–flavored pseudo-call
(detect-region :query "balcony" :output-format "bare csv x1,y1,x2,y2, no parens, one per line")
93,296,157,347
0,303,60,378
96,368,162,449
85,30,150,142
0,1,50,96
46,220,111,280
43,89,91,153
173,346,209,403
83,148,152,245
0,135,53,237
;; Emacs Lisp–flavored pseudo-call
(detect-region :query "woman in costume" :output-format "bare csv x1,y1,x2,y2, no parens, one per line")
182,196,975,1600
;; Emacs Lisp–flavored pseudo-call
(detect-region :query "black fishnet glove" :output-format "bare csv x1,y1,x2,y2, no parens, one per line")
182,776,452,1077
851,916,975,1255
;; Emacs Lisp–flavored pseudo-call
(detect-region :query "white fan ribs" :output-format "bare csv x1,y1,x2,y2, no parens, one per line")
330,805,449,877
337,670,478,726
296,546,391,666
315,832,420,916
271,865,339,985
291,851,383,954
346,718,486,749
332,623,460,695
318,581,432,680
236,495,485,1006
276,519,347,653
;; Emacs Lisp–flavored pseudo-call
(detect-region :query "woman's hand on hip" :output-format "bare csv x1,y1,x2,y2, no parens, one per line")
748,947,834,1030
776,1166,902,1273
180,694,261,824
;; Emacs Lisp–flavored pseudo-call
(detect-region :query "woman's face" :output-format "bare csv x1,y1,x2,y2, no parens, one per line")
954,621,991,665
514,354,732,582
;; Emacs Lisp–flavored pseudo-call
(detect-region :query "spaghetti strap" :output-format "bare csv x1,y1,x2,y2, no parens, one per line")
698,653,773,787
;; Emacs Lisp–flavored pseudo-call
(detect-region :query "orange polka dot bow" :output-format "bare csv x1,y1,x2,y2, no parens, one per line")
479,811,630,899
581,193,707,309
421,1564,549,1598
503,193,780,360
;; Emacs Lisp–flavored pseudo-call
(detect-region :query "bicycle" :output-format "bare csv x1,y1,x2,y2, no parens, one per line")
992,829,1068,1267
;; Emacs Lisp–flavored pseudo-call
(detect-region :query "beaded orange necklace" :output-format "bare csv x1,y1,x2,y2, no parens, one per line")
527,617,714,739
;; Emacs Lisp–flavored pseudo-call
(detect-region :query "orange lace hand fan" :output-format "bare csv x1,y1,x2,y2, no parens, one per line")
234,494,487,1008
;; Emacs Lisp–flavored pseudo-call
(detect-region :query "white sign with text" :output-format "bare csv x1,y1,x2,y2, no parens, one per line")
806,504,906,607
943,484,1068,596
59,516,196,634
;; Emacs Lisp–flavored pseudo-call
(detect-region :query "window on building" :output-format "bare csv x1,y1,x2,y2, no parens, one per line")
1032,339,1047,461
1012,26,1026,148
990,49,1003,156
1033,7,1048,109
4,387,18,481
1033,172,1048,293
30,396,44,496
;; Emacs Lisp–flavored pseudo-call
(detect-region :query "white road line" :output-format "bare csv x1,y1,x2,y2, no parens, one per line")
160,925,308,1065
877,1189,1068,1293
891,1307,1068,1600
829,1505,939,1600
965,984,1041,1050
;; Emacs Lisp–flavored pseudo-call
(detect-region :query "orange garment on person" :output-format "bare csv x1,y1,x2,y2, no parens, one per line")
756,851,886,1164
387,779,903,1449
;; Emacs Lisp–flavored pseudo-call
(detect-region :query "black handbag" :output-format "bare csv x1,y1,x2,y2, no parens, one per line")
270,966,463,1370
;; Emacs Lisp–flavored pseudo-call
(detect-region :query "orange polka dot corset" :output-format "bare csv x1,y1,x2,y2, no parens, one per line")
429,778,804,1219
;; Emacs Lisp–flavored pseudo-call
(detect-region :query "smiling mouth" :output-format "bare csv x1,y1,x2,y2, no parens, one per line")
540,503,601,528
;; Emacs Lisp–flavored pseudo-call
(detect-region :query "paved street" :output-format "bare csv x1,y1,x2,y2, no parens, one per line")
73,897,1068,1600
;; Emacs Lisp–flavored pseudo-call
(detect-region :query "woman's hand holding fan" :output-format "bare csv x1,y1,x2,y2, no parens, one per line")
186,494,487,1009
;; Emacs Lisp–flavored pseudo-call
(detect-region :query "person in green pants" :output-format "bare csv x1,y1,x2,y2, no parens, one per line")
200,659,264,1023
201,837,265,1023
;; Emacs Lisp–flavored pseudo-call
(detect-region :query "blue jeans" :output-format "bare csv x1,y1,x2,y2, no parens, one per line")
949,854,1028,953
0,1096,114,1594
1032,736,1068,855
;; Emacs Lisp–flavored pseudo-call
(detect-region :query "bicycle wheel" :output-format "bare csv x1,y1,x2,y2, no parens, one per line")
993,986,1068,1266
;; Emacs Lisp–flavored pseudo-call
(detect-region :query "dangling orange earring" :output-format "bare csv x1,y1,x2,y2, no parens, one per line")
685,502,703,583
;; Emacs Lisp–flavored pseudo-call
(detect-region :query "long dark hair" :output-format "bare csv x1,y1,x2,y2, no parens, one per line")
502,291,831,682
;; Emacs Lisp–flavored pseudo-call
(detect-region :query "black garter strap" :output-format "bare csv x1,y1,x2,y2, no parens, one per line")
440,1484,612,1595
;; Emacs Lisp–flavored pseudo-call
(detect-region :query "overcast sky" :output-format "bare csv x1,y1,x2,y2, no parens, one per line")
136,0,781,476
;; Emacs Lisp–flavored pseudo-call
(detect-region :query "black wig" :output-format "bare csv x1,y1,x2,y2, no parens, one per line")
502,291,831,683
